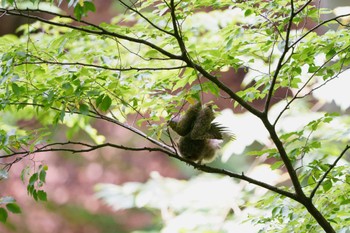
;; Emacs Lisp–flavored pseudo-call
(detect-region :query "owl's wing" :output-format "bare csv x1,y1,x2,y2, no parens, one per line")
208,122,235,140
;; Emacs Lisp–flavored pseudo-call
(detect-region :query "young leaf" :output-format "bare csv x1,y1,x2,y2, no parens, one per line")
79,103,89,115
20,166,30,183
39,169,46,183
74,3,84,21
245,8,253,17
96,94,104,108
322,180,332,192
84,1,96,12
100,95,112,111
6,203,21,214
32,190,38,201
29,173,38,185
271,161,284,170
11,83,21,96
27,184,34,195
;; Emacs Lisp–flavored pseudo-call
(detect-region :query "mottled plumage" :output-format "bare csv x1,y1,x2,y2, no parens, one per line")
169,102,235,163
178,135,219,163
178,135,208,162
169,102,201,136
190,105,215,140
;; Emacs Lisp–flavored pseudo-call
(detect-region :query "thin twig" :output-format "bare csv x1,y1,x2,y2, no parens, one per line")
310,145,350,199
119,0,174,36
0,141,298,201
15,60,187,72
0,8,183,60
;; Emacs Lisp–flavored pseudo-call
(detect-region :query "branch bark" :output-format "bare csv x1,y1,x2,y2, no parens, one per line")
0,139,298,201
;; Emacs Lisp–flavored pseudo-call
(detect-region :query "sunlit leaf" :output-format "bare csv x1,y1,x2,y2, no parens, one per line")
100,95,112,112
322,180,332,192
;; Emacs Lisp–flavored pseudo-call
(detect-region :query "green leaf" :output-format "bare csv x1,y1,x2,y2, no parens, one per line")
346,174,350,184
42,165,48,171
3,0,14,5
271,161,284,170
32,190,38,201
53,109,66,124
172,72,196,91
39,169,46,183
326,49,336,60
84,1,96,12
27,184,34,195
95,94,104,108
29,173,38,185
11,83,22,96
225,37,233,51
247,148,278,157
6,203,21,214
37,190,47,201
74,4,84,21
322,179,332,192
79,103,89,115
309,141,321,149
245,9,253,17
0,208,7,223
206,82,220,97
100,95,112,111
73,1,96,21
20,166,31,183
308,175,316,185
62,82,74,95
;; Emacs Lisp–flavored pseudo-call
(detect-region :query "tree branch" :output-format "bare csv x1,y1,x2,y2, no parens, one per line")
0,141,171,159
2,101,176,155
289,13,350,49
263,0,299,113
191,162,298,201
261,117,305,196
169,0,187,57
15,60,187,72
165,0,264,118
0,8,183,61
273,45,350,126
1,6,264,120
310,145,350,199
0,140,298,201
166,0,304,201
119,0,174,36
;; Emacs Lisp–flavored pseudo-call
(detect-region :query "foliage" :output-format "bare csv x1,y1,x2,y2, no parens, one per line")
0,196,21,223
0,0,350,232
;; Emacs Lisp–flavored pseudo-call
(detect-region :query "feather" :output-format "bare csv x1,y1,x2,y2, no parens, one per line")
170,102,235,164
169,102,201,136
